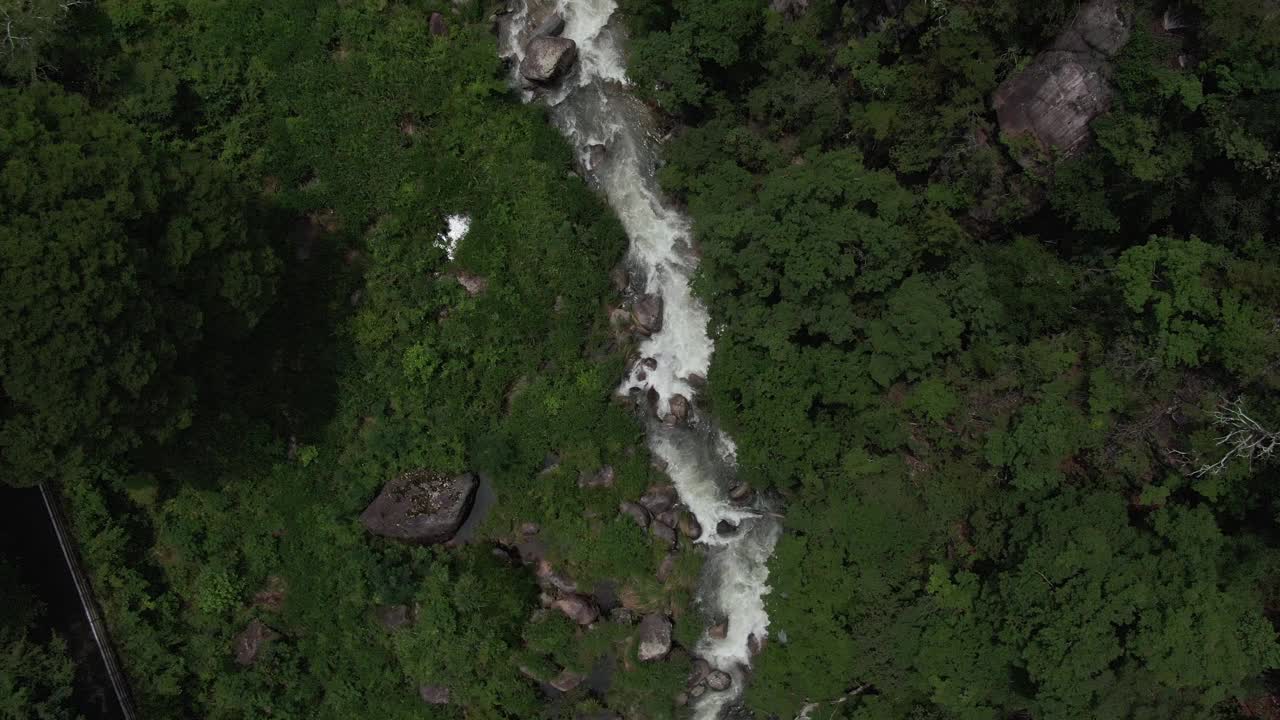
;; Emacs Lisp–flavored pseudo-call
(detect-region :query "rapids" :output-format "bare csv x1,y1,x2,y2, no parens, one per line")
500,2,782,717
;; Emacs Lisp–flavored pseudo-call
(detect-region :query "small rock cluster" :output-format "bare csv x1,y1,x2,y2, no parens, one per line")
618,483,703,549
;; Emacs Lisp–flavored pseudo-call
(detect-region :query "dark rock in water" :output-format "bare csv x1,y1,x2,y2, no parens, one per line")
550,669,584,693
429,12,449,37
650,520,677,549
993,0,1131,161
619,501,650,529
716,519,739,537
419,684,451,705
638,484,678,515
706,670,732,691
587,143,607,171
688,658,711,687
637,613,673,661
675,691,689,706
642,357,658,370
748,632,765,656
375,604,413,631
360,470,479,545
689,683,707,698
553,594,599,625
578,465,615,489
521,36,578,84
234,619,278,666
678,511,702,540
630,294,664,335
534,12,566,37
669,393,690,418
645,387,660,417
729,482,753,503
708,620,728,640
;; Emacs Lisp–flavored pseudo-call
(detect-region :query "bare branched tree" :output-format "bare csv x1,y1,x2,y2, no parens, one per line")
0,0,87,81
1193,398,1280,477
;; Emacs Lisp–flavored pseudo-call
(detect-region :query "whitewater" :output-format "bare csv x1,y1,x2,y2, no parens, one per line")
500,1,782,717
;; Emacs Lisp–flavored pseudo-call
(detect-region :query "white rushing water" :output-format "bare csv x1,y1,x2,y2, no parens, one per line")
501,2,781,717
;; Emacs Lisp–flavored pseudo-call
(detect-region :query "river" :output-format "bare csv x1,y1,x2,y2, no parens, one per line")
500,3,782,717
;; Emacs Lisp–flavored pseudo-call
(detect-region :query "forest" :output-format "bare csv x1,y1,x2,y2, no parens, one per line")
1,0,1278,719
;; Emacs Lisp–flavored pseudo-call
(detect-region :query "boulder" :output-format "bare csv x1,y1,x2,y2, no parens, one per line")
678,511,702,540
690,683,707,698
656,509,679,529
619,501,650,529
729,482,753,503
550,669,584,693
637,613,673,661
455,271,488,296
665,394,690,426
716,519,739,537
688,658,711,687
520,36,578,84
638,485,678,515
706,670,732,692
536,560,578,593
553,594,599,625
360,471,479,544
429,12,449,37
708,620,728,640
233,619,277,666
587,143,607,171
419,685,451,705
992,0,1131,161
748,632,765,656
534,12,566,37
375,604,413,631
650,521,677,549
611,607,636,625
630,294,664,335
578,465,616,489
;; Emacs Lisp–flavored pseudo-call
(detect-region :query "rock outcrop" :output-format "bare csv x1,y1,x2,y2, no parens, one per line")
637,613,673,661
233,619,277,666
992,0,1131,161
619,501,650,528
521,36,578,84
360,470,479,545
578,465,615,489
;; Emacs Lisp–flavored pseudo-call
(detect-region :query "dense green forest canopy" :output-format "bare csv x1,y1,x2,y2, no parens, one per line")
1,0,1278,719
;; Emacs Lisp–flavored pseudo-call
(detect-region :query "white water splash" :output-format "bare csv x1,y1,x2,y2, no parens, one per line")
501,3,781,718
435,213,471,260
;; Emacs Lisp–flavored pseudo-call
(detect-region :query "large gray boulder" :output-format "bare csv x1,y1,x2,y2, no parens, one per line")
992,0,1131,161
553,594,600,625
233,619,277,666
360,471,479,544
637,613,673,661
630,294,664,335
521,36,578,84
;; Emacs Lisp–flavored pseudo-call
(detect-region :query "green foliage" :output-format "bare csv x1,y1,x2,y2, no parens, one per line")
0,83,278,486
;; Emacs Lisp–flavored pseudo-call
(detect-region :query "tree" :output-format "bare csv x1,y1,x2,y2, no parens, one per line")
0,84,278,484
0,0,83,81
